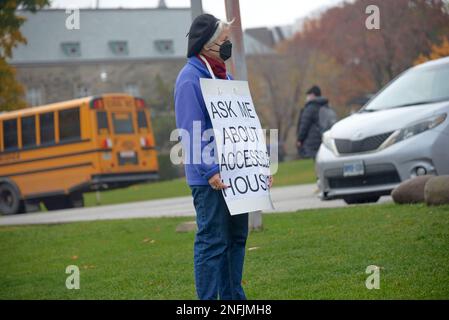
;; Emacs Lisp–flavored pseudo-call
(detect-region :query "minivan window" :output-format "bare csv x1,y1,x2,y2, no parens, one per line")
112,112,134,134
364,64,449,111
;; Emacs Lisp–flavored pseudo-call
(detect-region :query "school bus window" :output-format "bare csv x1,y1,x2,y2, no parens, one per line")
59,107,81,142
96,111,109,134
40,112,55,144
137,111,148,128
21,115,37,147
3,119,18,151
112,112,134,134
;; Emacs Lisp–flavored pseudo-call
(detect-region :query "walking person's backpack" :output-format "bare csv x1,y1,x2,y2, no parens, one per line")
318,104,338,134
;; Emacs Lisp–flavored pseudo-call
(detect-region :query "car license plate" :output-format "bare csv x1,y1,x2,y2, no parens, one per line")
120,151,135,158
343,161,365,177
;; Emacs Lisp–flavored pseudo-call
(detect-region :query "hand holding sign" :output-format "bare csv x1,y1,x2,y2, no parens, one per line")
208,173,229,190
268,175,273,189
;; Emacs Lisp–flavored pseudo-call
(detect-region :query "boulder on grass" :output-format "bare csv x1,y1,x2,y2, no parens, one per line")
391,175,435,204
424,175,449,206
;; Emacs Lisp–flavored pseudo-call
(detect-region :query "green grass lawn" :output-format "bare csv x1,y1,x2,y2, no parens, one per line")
83,159,316,207
1,203,448,299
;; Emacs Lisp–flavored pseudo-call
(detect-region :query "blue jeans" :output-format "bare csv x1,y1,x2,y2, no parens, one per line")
190,185,249,300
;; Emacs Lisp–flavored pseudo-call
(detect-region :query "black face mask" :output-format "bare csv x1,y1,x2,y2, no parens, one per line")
211,40,232,61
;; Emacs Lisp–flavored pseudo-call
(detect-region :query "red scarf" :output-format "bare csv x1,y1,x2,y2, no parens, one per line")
197,54,227,79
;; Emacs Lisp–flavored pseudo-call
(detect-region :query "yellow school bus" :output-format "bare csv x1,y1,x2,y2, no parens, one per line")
0,93,159,215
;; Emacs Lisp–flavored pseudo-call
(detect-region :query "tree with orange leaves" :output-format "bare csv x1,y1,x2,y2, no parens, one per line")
415,38,449,65
0,0,49,111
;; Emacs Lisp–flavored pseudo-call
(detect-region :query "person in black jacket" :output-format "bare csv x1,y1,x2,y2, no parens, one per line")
296,85,329,159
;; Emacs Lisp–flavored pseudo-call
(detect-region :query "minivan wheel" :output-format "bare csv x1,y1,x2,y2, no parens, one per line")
0,183,21,215
343,195,380,205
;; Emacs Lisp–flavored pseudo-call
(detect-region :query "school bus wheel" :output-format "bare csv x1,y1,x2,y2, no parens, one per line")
0,182,22,215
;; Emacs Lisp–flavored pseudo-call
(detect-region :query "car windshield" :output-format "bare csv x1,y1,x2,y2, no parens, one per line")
363,62,449,111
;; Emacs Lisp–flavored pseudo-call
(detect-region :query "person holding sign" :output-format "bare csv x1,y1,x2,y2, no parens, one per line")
175,14,272,301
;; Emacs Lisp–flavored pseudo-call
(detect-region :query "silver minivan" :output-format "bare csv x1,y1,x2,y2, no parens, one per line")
316,56,449,204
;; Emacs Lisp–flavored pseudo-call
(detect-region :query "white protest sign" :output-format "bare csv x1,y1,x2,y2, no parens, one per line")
200,78,274,215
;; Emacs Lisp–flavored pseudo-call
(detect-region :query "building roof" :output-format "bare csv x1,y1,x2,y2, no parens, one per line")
243,33,275,55
244,25,295,48
245,27,275,48
10,8,273,65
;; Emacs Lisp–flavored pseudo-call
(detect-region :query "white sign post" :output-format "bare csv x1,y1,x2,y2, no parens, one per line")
200,78,274,216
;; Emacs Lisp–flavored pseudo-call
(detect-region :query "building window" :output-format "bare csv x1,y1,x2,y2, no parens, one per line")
109,41,129,56
26,87,43,106
39,112,55,145
21,116,37,148
124,83,140,97
59,107,81,142
154,39,174,54
3,119,18,151
61,42,81,57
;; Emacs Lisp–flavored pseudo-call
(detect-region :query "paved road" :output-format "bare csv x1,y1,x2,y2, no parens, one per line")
0,184,392,226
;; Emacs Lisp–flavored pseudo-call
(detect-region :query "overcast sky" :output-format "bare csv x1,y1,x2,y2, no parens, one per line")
50,0,342,29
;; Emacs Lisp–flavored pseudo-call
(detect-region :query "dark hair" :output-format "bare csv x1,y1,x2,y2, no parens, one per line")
306,85,322,97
